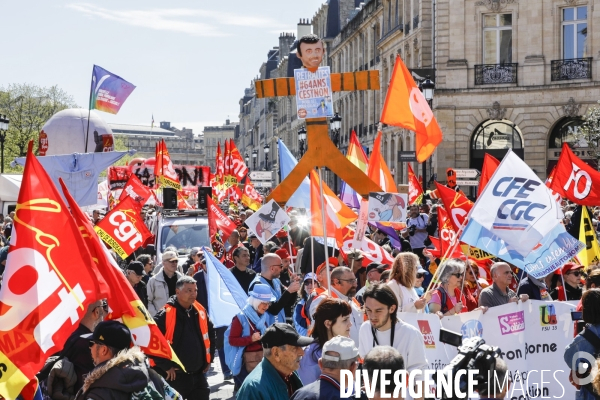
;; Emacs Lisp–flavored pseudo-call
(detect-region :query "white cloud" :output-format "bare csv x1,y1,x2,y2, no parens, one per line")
66,3,287,36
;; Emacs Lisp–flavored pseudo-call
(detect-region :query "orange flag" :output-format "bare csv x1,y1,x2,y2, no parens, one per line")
407,164,424,204
310,170,357,237
380,55,443,162
477,153,500,196
367,132,396,192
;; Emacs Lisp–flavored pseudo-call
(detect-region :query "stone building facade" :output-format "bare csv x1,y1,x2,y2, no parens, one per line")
434,0,600,194
203,119,237,171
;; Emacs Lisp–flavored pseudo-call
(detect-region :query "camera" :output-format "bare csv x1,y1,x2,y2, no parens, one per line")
435,329,502,400
408,224,417,236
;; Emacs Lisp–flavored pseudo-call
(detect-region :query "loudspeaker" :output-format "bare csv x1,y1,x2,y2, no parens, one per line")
198,186,212,209
163,188,178,210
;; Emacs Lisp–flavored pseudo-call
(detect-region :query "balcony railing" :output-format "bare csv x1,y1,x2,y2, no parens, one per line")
474,63,518,85
551,58,592,81
413,15,419,29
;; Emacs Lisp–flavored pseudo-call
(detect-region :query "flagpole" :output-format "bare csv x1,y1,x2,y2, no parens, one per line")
85,68,94,153
318,167,332,292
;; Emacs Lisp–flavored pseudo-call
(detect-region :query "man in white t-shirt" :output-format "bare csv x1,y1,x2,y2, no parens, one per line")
359,284,428,400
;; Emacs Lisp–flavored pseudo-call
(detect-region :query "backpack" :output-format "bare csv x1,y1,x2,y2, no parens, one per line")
574,326,600,399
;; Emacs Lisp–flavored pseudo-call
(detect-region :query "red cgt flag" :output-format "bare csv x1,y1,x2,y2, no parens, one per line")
229,141,249,183
94,196,154,260
59,179,185,369
478,153,501,197
380,55,443,162
0,146,108,400
407,164,424,204
435,182,473,231
155,139,181,190
119,172,152,208
207,196,236,242
549,143,600,206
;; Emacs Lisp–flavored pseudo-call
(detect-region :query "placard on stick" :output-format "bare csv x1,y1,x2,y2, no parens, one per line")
245,199,290,245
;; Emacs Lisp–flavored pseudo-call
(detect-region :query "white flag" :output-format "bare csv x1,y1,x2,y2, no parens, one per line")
467,150,562,257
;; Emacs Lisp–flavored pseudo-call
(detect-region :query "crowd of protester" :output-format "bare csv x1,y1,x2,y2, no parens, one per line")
5,196,600,400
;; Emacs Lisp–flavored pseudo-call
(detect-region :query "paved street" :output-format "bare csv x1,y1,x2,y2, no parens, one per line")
208,354,235,400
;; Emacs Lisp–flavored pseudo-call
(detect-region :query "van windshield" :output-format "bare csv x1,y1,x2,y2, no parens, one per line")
160,224,210,255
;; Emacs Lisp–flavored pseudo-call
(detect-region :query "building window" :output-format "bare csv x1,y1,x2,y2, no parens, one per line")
483,14,512,64
562,6,587,59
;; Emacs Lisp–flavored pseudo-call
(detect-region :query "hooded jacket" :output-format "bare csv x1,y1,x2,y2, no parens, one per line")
74,347,164,400
147,268,183,316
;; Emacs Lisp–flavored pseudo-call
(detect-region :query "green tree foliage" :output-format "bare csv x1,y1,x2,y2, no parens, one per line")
0,83,78,171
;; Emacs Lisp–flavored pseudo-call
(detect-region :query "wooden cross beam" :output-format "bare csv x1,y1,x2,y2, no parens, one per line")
255,70,383,205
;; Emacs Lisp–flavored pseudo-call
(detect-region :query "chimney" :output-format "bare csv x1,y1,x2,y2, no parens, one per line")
279,32,296,56
297,18,312,39
226,119,230,125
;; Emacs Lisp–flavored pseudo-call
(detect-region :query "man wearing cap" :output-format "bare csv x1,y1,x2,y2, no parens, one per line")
126,261,148,309
308,265,364,345
249,253,301,325
290,336,365,400
237,323,313,400
183,247,202,275
147,250,184,316
231,246,256,295
550,262,584,301
355,262,388,305
75,321,166,400
153,276,216,400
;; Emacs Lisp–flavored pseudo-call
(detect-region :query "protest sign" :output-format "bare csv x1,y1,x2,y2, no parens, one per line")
294,66,333,119
367,191,408,226
246,200,290,245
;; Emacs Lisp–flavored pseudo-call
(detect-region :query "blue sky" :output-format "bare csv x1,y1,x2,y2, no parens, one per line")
2,1,324,134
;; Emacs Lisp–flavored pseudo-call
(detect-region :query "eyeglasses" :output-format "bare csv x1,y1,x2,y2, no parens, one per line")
452,273,464,278
272,264,284,268
164,260,178,264
416,273,425,279
338,278,357,284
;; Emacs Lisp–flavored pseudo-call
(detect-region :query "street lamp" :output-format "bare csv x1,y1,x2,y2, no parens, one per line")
245,153,250,165
329,112,342,193
298,126,307,157
418,76,435,191
0,115,10,173
264,143,270,170
252,149,258,170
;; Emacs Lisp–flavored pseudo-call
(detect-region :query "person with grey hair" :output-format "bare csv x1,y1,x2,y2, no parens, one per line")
153,276,215,400
290,336,366,400
479,262,528,308
362,346,405,400
309,266,365,345
429,259,468,316
249,253,301,325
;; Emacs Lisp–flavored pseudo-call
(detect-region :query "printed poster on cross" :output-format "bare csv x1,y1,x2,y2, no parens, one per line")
246,200,290,245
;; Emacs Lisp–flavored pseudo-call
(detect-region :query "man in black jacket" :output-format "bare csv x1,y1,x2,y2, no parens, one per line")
153,276,216,400
126,261,148,308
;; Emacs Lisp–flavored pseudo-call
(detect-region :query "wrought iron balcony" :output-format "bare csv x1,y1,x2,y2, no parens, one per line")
551,58,592,81
474,63,518,85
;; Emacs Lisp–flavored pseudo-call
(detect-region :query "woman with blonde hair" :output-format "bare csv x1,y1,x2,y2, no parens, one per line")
387,252,431,313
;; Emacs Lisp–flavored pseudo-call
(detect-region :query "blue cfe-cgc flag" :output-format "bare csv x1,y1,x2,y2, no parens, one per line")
204,248,248,328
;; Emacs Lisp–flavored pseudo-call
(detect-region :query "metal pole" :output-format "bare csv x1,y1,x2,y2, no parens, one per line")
318,167,332,292
0,136,4,174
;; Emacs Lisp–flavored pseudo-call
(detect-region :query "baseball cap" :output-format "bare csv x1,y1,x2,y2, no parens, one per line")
303,272,317,282
248,232,258,239
249,284,276,302
190,247,202,257
275,248,290,260
82,320,132,351
321,336,359,362
162,251,178,262
561,262,584,275
417,266,429,275
366,262,387,275
261,323,314,349
127,261,145,276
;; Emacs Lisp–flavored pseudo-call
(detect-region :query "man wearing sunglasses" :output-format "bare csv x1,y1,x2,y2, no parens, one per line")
550,262,584,301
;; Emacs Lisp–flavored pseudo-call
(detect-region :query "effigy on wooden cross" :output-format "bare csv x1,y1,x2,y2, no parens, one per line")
255,34,383,206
